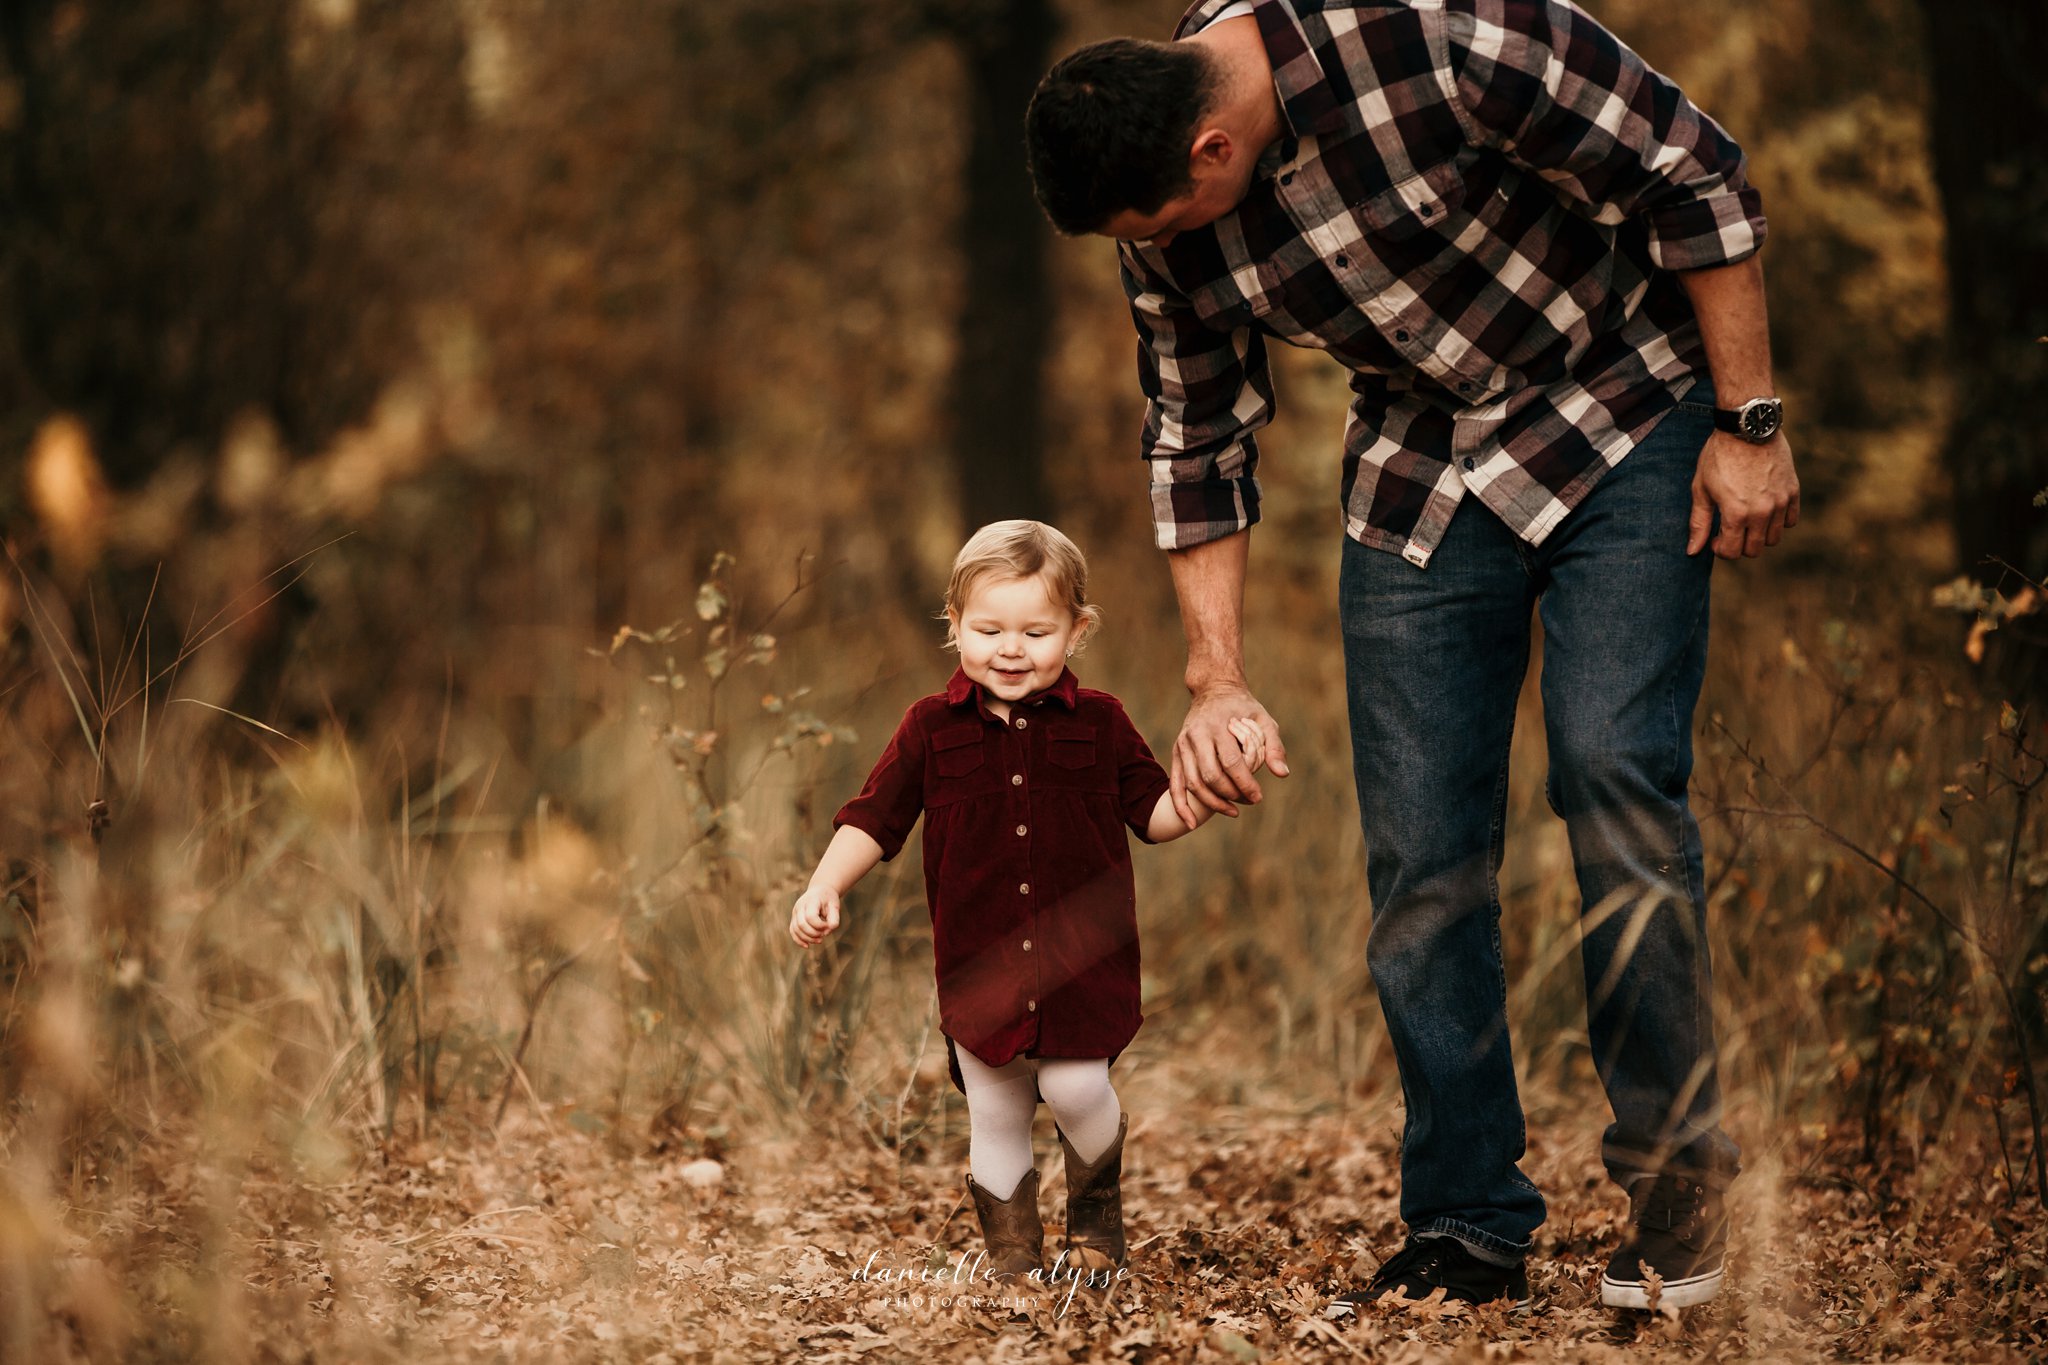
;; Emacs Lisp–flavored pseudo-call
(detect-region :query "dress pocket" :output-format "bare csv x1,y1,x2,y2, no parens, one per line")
1047,722,1097,770
931,725,984,778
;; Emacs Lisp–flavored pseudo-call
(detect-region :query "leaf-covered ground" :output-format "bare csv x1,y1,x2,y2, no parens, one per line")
34,1031,2047,1363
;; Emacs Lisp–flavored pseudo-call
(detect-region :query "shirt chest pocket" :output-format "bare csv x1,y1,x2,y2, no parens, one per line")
1046,723,1097,771
931,725,984,778
1353,163,1466,267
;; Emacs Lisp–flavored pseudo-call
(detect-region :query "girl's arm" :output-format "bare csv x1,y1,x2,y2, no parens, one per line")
799,702,928,947
790,825,885,946
1145,789,1218,843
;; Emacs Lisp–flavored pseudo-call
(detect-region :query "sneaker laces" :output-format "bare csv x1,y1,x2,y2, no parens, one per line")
1633,1174,1709,1240
1376,1236,1454,1287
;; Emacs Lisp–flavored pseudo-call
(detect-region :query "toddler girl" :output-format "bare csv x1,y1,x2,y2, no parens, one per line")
789,519,1262,1288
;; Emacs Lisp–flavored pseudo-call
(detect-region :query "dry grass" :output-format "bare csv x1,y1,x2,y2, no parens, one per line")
2,445,2044,1361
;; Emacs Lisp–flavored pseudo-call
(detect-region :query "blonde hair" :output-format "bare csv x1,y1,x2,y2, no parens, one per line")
940,520,1103,653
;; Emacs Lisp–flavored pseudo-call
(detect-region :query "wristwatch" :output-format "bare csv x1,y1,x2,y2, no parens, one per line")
1713,396,1786,444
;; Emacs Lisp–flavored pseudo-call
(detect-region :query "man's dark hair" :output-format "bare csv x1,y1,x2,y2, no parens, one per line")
1025,38,1218,236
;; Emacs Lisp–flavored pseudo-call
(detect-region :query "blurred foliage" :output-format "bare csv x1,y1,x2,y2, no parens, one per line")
0,0,1970,721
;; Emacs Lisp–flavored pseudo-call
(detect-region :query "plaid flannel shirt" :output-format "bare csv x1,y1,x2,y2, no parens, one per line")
1124,0,1767,566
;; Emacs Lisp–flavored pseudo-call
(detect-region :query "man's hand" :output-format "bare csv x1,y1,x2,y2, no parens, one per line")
1688,429,1800,559
1172,683,1290,828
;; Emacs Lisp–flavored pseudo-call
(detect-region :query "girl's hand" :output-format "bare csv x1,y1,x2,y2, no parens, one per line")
1229,717,1266,777
790,885,842,947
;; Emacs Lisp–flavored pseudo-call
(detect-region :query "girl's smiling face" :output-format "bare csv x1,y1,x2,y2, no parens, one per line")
950,573,1085,704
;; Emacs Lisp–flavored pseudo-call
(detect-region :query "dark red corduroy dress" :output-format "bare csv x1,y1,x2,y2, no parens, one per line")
833,666,1173,1093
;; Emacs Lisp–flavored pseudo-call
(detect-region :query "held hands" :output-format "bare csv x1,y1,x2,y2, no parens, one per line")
1689,430,1800,559
1229,718,1266,775
1171,683,1290,829
789,884,841,947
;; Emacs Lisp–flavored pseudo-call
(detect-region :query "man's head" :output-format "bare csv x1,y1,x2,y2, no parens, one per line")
1026,37,1258,245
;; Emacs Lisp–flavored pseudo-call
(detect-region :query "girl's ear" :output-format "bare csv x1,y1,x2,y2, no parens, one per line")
1067,617,1088,656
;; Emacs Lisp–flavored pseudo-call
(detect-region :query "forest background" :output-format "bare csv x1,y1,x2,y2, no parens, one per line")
0,0,2043,1360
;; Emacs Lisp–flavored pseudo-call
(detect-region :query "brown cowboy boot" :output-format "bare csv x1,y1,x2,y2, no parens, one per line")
966,1168,1045,1285
1058,1113,1128,1271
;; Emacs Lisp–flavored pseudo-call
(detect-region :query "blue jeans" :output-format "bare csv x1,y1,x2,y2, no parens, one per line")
1337,382,1742,1265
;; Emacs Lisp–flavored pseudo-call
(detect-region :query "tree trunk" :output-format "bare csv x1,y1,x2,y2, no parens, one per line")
1920,0,2048,695
948,0,1056,533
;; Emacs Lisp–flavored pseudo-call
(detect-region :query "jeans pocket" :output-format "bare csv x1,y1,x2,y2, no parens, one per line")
1674,373,1717,415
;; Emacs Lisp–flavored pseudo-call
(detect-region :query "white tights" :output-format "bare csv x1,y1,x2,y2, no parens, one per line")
954,1049,1123,1200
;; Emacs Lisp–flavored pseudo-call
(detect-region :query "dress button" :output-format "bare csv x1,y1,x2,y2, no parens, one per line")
1015,717,1027,729
1027,999,1037,1011
1011,774,1023,786
1022,939,1033,952
1015,824,1028,836
1019,883,1030,895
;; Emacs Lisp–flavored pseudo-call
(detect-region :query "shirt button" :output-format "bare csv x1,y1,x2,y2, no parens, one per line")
1335,254,1349,268
1027,999,1037,1011
1019,882,1030,895
1458,382,1474,392
1463,457,1476,471
1015,824,1028,836
1395,329,1410,342
1011,774,1023,786
1280,172,1294,186
1021,939,1032,952
1014,717,1026,729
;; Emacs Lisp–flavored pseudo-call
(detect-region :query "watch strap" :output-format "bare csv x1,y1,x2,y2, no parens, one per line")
1712,396,1784,442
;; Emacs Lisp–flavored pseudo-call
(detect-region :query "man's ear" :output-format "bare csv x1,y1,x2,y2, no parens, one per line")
1189,127,1233,174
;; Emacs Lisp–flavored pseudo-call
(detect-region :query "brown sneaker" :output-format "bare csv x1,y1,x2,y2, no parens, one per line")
1057,1113,1128,1271
966,1168,1045,1284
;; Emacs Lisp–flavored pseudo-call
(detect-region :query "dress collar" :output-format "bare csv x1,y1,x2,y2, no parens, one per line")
945,665,1080,719
1173,0,1346,142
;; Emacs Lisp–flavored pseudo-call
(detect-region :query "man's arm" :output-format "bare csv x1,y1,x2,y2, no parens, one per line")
1443,0,1767,273
1677,257,1800,559
1165,528,1290,826
1118,241,1291,820
1119,241,1273,549
1443,0,1795,557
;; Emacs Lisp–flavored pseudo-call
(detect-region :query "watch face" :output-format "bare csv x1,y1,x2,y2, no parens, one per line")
1740,400,1783,441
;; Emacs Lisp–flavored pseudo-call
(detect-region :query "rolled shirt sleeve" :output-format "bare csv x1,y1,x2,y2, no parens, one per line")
1120,241,1276,550
831,704,927,861
1443,0,1767,271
